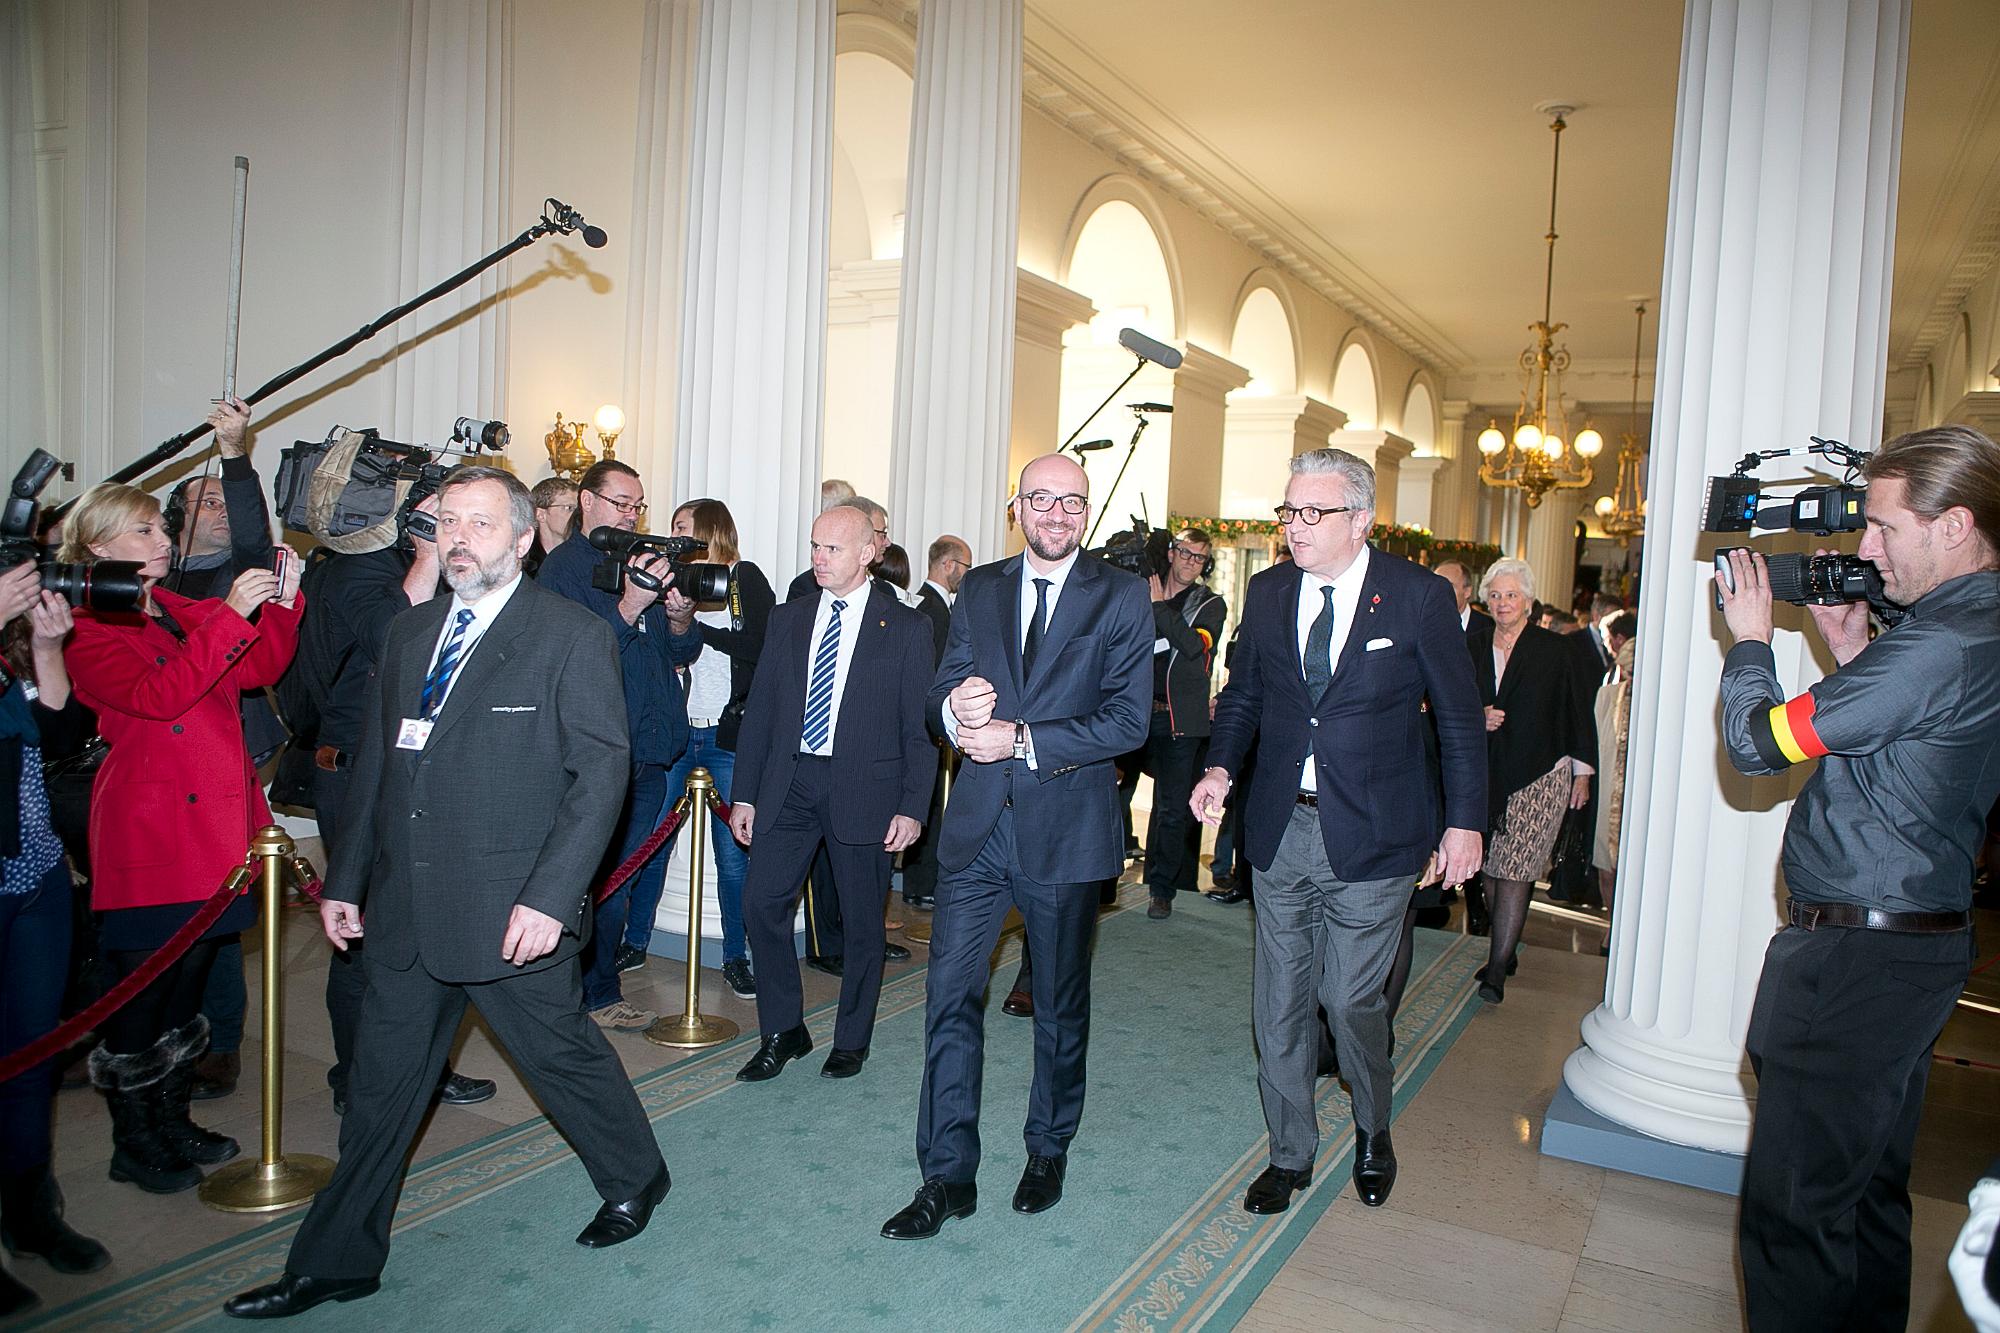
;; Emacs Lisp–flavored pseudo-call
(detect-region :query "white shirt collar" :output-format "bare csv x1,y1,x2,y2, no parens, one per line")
1299,543,1370,597
923,577,955,606
1021,547,1081,594
447,571,523,638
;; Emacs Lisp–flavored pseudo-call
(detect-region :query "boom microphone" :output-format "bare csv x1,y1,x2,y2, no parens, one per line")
1130,402,1174,414
1073,438,1115,453
1117,327,1183,370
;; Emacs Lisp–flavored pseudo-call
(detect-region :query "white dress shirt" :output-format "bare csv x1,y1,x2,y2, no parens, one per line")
1459,605,1472,632
938,549,1081,766
420,573,522,716
1295,545,1370,794
801,583,866,756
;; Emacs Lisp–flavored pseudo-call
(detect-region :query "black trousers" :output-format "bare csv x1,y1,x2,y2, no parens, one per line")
740,757,891,1051
900,749,950,903
917,807,1097,1182
290,950,661,1280
1739,922,1973,1332
1140,712,1204,900
803,844,844,959
314,763,368,1101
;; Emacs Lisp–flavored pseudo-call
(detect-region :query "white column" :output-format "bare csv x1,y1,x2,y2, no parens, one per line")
1561,0,1909,1153
824,258,903,504
1522,491,1584,608
1396,456,1448,532
389,0,512,441
618,0,698,502
887,0,1023,566
1167,344,1250,518
673,0,834,578
1436,400,1479,539
1330,428,1413,525
1219,395,1346,519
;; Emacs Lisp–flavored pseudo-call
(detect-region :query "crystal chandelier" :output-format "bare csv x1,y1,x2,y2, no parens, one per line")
1478,105,1600,508
1597,302,1649,539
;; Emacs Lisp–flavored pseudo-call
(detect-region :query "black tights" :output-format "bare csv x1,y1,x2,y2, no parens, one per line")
97,939,223,1056
1382,904,1419,1019
1482,878,1532,986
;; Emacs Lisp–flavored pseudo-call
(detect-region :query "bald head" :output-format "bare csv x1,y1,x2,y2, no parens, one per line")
810,504,880,597
1433,559,1472,612
1020,452,1087,498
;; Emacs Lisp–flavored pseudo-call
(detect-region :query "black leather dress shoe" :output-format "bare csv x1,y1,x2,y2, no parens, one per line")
1001,988,1033,1018
882,942,911,963
903,892,936,910
821,1047,868,1079
575,1161,671,1248
880,1178,977,1239
1243,1164,1311,1215
1011,1153,1066,1214
805,954,844,978
1204,885,1250,904
735,1026,813,1082
1353,1129,1397,1207
223,1272,381,1319
437,1070,496,1106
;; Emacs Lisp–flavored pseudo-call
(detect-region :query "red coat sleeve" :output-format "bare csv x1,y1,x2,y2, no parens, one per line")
66,598,258,722
235,595,304,689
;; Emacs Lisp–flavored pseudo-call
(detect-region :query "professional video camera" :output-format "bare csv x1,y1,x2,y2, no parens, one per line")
0,450,144,613
1706,436,1891,610
587,527,731,603
273,416,509,546
1090,518,1170,581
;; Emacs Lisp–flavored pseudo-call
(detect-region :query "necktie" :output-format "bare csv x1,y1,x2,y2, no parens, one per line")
1302,585,1336,703
802,599,846,753
419,608,476,720
1021,578,1051,677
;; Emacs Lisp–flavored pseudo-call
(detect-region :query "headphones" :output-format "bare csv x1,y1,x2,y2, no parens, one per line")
162,478,195,543
1173,533,1215,579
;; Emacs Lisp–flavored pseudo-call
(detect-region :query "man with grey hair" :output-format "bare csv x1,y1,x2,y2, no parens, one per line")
225,467,669,1320
820,478,857,511
1432,559,1484,634
1193,447,1486,1215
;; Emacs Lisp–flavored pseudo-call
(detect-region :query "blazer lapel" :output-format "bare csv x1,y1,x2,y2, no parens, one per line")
1323,552,1383,695
834,584,892,737
422,587,534,752
398,598,452,723
1025,557,1096,692
998,555,1024,696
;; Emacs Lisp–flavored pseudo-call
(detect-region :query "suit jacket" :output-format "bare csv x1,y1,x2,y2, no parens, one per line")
1208,549,1486,881
733,581,936,843
325,578,631,983
930,553,1152,884
1466,619,1597,824
915,583,952,665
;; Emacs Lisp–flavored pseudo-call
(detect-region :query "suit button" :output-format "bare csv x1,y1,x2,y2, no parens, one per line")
411,809,425,819
187,794,198,804
172,725,184,734
155,656,167,666
1309,718,1319,727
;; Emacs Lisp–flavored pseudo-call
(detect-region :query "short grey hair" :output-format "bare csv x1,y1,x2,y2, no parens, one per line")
1479,556,1536,602
440,465,535,540
833,495,888,530
819,478,856,512
1289,447,1376,512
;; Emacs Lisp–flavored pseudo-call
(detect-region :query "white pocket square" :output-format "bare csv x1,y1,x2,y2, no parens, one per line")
1364,637,1395,651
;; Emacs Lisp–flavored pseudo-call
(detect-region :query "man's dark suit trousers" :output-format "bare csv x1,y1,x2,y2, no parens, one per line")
741,756,892,1052
916,805,1097,1183
288,953,662,1280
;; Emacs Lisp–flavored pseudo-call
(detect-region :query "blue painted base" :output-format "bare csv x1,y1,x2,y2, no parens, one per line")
644,927,805,969
1541,1079,1745,1196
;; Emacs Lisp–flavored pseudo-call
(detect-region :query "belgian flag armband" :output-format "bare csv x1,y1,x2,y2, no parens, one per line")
1748,694,1830,769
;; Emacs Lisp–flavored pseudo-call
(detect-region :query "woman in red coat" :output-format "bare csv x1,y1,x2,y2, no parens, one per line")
58,482,302,1194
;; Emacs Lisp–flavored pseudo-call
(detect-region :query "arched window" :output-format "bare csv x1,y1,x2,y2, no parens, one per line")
1333,340,1379,430
1230,285,1297,396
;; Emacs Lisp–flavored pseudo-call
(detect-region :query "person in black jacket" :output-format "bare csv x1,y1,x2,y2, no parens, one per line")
1465,558,1595,1003
900,535,971,911
1139,528,1226,917
613,499,772,999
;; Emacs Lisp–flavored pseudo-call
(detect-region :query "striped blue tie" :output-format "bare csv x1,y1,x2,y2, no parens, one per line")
801,599,846,753
419,608,476,720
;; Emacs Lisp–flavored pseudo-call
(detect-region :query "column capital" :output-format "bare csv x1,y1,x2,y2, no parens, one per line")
1441,398,1471,425
1014,269,1095,351
1329,427,1415,467
1173,343,1251,400
828,258,903,324
1224,393,1347,441
1944,390,2000,436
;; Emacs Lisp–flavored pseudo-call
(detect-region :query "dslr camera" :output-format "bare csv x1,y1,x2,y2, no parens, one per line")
587,528,731,603
1,450,144,613
1705,436,1886,610
273,416,509,544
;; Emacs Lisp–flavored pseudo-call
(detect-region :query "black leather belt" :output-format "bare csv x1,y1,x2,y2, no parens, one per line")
1295,791,1318,808
1787,900,1971,934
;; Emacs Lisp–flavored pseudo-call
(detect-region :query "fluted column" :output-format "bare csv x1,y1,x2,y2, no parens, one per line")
1522,491,1583,608
1395,456,1448,532
389,0,512,441
1330,428,1413,525
1557,0,1909,1158
1219,395,1346,519
886,0,1022,564
1166,344,1250,518
673,0,834,577
1435,400,1479,540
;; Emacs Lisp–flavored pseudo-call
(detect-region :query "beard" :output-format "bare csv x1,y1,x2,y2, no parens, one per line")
442,545,518,599
1024,523,1080,564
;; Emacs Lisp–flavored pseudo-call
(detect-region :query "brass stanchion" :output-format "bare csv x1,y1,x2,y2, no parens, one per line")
202,826,336,1212
646,771,739,1049
902,747,955,946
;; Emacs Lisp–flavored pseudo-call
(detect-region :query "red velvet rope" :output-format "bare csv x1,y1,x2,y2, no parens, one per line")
0,860,255,1084
593,797,692,904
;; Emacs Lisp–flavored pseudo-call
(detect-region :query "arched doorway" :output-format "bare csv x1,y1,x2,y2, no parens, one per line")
1332,339,1379,430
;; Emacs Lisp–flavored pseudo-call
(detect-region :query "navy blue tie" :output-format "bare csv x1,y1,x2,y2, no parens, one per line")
802,599,846,753
419,608,475,720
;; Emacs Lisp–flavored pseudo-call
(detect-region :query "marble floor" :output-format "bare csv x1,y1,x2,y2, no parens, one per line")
16,860,1997,1332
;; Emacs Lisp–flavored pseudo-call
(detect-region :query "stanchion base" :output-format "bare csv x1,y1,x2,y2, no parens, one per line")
644,1013,739,1049
902,915,932,944
200,1154,336,1213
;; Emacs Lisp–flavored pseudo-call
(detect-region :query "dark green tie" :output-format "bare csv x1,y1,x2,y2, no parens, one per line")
1303,585,1336,702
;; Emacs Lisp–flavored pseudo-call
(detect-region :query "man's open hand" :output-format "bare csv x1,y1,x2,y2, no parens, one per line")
501,904,563,966
321,900,364,951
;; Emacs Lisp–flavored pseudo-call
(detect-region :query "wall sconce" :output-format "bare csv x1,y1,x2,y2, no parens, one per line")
546,412,596,481
594,404,625,461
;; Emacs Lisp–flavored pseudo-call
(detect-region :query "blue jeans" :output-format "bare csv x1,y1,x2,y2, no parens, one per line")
1,865,73,1171
624,728,748,964
582,763,670,1013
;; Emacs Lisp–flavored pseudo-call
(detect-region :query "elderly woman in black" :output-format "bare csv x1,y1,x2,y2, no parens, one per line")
1466,558,1595,1003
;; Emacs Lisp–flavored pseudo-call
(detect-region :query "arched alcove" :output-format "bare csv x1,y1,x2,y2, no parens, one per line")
830,51,913,265
1402,378,1438,452
1332,337,1379,430
1942,313,1972,402
1229,283,1298,396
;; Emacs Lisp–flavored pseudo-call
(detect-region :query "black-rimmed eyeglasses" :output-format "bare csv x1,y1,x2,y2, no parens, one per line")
589,491,648,519
1020,491,1087,515
1274,504,1356,525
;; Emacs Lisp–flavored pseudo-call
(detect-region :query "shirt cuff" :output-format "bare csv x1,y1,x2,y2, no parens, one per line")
939,698,961,747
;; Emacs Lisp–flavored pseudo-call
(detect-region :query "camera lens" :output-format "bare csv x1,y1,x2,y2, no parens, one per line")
40,558,145,613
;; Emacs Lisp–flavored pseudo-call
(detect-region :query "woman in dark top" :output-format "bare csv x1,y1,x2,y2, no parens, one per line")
59,483,302,1193
1466,558,1595,1003
616,499,773,1000
0,566,109,1316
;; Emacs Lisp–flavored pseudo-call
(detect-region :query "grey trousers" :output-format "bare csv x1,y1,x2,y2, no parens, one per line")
1255,803,1414,1169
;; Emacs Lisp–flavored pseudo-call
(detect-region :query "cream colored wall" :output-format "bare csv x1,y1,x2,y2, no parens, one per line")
1909,262,2000,432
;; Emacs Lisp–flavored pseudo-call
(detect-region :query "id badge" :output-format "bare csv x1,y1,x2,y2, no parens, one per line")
396,718,434,751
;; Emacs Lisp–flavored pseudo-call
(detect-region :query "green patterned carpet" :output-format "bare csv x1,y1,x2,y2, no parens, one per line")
30,892,1484,1332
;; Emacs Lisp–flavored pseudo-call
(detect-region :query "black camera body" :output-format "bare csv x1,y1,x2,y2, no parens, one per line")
587,528,731,603
273,417,508,545
1705,436,1893,615
1091,519,1170,581
1714,547,1887,608
2,449,144,613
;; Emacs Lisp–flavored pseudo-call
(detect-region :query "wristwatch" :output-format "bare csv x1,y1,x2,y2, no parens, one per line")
1013,721,1027,762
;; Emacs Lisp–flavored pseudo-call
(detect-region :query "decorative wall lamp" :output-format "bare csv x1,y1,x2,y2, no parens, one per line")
545,413,595,481
593,404,625,461
1598,303,1649,540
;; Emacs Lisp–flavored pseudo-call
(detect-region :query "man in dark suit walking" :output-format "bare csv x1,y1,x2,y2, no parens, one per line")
1193,447,1486,1216
224,469,668,1321
728,505,936,1081
901,535,971,910
881,453,1152,1240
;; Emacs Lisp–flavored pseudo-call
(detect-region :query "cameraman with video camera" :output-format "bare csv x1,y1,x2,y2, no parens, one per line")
1715,424,2000,1331
1139,527,1225,918
536,460,702,1032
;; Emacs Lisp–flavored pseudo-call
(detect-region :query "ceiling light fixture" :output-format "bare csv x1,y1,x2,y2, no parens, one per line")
1479,103,1599,508
1600,303,1649,540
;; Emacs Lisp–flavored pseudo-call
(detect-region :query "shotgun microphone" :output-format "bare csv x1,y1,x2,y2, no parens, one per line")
1072,438,1116,453
1117,327,1183,370
1130,402,1174,414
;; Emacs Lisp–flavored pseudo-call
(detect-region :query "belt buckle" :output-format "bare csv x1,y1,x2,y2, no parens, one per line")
1796,903,1821,932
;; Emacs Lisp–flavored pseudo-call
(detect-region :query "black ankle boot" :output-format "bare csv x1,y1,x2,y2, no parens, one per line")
0,1163,109,1274
157,1019,239,1166
89,1039,203,1194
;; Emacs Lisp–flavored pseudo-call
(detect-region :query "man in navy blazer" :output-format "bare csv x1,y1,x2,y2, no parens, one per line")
1194,448,1485,1216
727,505,936,1081
881,453,1152,1240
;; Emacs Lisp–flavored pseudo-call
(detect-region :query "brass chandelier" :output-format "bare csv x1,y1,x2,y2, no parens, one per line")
1478,105,1601,508
1597,302,1649,539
